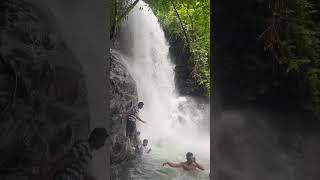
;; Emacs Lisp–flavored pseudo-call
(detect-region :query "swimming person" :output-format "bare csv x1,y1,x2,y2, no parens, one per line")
162,152,204,171
135,139,151,155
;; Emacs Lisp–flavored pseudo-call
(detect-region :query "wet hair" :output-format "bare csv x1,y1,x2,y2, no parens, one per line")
138,102,144,106
143,139,148,143
136,131,141,135
89,128,109,141
186,152,193,159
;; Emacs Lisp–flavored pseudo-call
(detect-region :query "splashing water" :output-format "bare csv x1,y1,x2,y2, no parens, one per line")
116,1,210,179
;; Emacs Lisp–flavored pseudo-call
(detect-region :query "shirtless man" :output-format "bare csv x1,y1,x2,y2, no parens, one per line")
162,152,204,171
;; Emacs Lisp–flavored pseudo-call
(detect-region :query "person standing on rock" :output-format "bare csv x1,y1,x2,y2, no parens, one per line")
124,102,146,144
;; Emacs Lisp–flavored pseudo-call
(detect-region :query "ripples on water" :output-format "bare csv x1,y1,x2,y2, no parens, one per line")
115,148,210,180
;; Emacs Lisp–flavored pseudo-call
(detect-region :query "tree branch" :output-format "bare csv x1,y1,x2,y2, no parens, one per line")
179,0,194,32
170,0,190,47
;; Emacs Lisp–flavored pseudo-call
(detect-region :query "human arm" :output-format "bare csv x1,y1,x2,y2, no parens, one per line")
162,162,182,168
53,141,84,170
47,149,76,173
193,157,204,171
120,112,127,118
147,148,152,153
136,115,146,123
195,162,204,171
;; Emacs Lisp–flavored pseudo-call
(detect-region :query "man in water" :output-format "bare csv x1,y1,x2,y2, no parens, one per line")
52,128,109,180
135,139,151,155
126,102,146,144
162,152,204,171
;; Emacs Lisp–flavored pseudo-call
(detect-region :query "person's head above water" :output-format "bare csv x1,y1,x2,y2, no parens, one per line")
186,152,194,163
136,131,141,136
88,128,109,150
143,139,148,146
138,102,144,109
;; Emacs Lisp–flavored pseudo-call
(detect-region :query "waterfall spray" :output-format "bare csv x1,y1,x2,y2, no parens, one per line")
116,0,210,179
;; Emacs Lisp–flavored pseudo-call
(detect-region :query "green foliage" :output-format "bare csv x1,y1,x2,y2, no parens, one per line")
265,0,320,114
146,0,210,96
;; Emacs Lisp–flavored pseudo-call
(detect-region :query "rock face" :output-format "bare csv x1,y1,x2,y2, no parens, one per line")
0,0,90,178
109,49,138,172
1,0,141,178
163,30,206,97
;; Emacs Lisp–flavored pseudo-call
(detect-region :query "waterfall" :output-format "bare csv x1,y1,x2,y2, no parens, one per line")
115,0,210,179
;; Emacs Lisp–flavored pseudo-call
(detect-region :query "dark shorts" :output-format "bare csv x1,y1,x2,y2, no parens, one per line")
126,120,136,139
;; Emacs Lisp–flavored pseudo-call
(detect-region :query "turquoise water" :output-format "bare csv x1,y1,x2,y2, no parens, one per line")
115,147,210,180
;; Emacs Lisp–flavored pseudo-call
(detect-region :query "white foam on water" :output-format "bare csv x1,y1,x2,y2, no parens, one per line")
117,1,210,179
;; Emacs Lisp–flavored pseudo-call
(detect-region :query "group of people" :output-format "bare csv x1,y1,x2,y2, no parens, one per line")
122,102,152,155
123,102,205,172
33,101,204,180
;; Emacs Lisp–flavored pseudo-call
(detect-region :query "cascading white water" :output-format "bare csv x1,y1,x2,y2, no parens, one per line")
117,1,210,179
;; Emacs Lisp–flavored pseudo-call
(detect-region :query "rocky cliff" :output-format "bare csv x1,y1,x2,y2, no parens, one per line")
109,49,138,178
0,0,90,178
0,0,145,178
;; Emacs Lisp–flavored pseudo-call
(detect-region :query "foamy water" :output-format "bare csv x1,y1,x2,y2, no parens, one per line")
116,1,210,179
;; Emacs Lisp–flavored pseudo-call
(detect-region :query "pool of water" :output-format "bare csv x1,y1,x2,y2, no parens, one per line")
114,146,210,180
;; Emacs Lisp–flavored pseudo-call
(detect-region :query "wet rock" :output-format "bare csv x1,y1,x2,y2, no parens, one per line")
0,0,90,178
110,49,138,166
